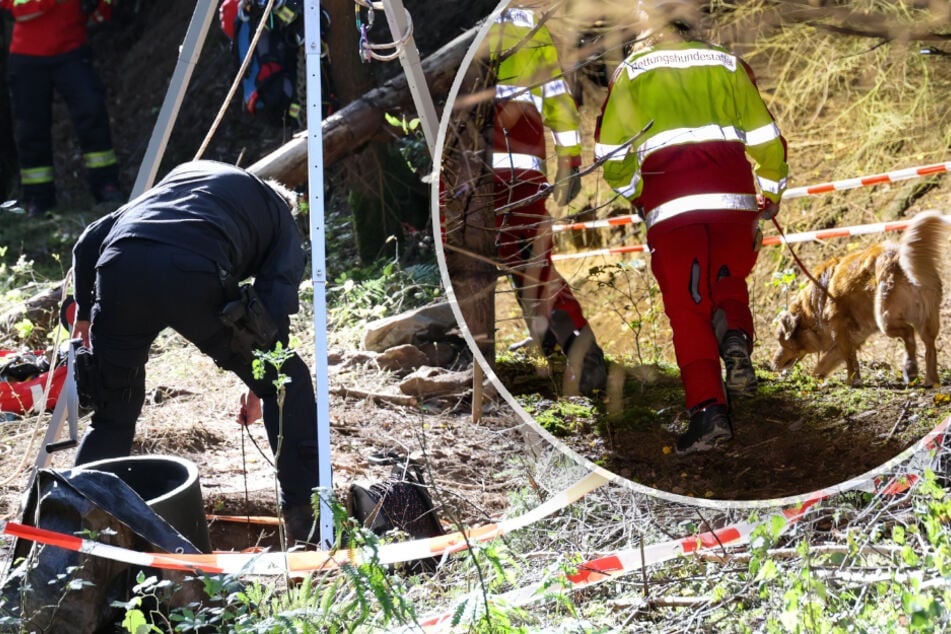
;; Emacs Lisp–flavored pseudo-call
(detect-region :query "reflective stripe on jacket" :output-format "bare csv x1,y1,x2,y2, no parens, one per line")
490,7,581,179
595,40,788,228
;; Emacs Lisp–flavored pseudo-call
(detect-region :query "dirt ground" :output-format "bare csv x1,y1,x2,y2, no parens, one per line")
489,226,951,501
0,327,529,554
0,0,511,554
441,6,951,502
2,1,951,560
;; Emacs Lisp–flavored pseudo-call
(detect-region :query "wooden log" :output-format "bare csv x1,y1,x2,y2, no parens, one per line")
248,25,480,185
0,285,65,342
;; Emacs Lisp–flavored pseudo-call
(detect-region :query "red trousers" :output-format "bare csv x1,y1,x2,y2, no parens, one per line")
494,175,587,338
648,215,760,411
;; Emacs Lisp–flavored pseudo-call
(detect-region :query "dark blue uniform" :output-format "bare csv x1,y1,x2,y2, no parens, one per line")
72,160,318,509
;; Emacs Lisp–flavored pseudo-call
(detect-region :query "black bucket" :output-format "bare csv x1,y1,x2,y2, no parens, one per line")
76,454,211,552
1,455,212,632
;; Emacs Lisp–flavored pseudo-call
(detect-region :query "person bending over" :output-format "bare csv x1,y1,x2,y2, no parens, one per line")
71,160,319,543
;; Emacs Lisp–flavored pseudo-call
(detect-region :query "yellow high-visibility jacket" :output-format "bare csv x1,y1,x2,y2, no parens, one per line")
490,8,582,179
595,39,788,229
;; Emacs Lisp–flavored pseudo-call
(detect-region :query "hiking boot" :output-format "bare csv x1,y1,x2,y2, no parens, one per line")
555,321,607,398
282,503,316,545
574,331,608,397
721,329,757,398
676,404,733,455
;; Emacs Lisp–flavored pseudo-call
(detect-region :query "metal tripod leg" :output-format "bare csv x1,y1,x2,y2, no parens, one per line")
33,339,80,470
6,339,82,570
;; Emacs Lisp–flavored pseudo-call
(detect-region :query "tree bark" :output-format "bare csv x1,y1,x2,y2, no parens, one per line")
438,35,497,367
0,23,17,200
320,0,405,263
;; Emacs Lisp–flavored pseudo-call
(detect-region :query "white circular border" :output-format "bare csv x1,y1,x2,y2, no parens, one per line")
428,0,945,511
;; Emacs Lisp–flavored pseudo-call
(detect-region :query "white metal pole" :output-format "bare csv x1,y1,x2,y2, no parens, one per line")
381,0,439,155
303,0,334,548
131,0,217,197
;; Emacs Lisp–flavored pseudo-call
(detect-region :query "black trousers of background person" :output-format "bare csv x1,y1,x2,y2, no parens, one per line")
7,45,119,206
75,239,320,509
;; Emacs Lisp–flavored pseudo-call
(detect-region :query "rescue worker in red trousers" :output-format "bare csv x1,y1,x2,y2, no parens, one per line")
1,0,125,217
71,161,318,544
490,5,607,397
595,0,788,454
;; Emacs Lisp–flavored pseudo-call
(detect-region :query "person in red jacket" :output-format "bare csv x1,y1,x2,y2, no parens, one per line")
596,0,788,454
490,5,607,397
1,0,125,217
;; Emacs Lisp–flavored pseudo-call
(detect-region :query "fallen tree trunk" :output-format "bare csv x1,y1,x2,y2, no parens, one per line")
248,25,480,186
0,284,66,342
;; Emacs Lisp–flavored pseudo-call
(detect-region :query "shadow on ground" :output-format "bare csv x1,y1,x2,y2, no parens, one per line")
498,357,950,502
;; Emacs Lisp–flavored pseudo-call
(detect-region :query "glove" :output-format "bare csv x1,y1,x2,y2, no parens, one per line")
759,198,781,221
553,159,581,206
757,194,780,221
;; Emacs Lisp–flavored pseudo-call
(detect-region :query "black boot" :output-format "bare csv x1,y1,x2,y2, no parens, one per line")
565,324,607,397
676,403,733,455
21,187,56,218
721,329,757,398
543,310,607,397
282,503,316,546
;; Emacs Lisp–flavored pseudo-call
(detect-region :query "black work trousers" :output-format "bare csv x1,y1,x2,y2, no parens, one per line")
75,240,319,508
7,45,118,206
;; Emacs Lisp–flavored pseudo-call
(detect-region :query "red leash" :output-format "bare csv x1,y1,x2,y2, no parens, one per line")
770,216,836,302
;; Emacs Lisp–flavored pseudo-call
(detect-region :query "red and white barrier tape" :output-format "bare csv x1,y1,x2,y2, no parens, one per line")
417,498,823,631
417,414,949,631
550,213,951,262
553,214,642,233
783,160,951,200
551,243,648,261
2,468,615,576
2,413,946,629
761,215,951,247
551,160,951,235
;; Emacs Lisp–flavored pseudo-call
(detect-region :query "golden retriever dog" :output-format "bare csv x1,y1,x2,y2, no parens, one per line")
773,210,949,387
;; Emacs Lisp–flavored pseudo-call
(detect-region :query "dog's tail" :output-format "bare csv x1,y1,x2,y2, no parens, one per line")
899,210,950,291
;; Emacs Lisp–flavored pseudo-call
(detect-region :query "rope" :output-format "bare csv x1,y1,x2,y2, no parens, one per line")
353,0,414,62
240,423,252,546
770,216,835,302
0,270,74,493
193,0,278,160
